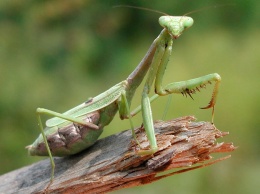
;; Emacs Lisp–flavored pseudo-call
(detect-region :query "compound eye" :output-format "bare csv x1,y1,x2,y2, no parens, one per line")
182,17,194,28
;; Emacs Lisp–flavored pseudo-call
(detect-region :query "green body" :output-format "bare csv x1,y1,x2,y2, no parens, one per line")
27,16,221,182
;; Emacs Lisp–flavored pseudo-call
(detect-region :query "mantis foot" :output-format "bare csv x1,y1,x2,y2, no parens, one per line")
135,147,158,156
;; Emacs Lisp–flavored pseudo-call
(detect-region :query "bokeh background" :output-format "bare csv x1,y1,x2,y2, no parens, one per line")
0,0,259,193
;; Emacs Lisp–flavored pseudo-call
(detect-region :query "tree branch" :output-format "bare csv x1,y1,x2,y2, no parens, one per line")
0,116,236,194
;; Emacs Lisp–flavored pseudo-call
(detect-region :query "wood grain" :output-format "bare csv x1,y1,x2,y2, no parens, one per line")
0,116,236,194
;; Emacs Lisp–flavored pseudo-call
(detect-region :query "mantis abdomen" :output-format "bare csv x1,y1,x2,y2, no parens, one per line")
27,111,101,156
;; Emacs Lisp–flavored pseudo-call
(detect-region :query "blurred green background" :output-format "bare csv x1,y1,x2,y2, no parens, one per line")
0,0,259,193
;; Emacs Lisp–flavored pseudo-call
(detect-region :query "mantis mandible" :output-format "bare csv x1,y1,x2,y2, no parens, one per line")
27,15,221,183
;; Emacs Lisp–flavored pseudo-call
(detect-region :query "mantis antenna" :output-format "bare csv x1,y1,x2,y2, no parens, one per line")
113,5,169,16
114,4,235,17
183,4,235,16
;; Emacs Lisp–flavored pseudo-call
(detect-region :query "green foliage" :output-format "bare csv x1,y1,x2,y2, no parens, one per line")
0,0,259,194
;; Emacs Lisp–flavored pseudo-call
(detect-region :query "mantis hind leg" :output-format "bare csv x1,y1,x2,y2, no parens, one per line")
35,111,55,185
35,108,100,185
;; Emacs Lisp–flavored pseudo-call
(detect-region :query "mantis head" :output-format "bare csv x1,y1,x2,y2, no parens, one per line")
159,16,194,39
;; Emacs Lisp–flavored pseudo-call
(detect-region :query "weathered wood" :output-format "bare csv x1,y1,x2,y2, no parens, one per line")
0,116,236,194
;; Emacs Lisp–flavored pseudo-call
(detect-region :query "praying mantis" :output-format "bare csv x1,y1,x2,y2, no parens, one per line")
26,14,221,184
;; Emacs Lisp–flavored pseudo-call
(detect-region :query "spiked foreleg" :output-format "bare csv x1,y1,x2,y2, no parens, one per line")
162,73,221,122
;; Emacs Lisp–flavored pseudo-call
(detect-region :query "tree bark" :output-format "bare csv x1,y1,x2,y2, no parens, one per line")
0,116,236,194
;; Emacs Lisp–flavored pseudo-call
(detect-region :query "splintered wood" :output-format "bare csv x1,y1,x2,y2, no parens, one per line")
0,116,236,194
